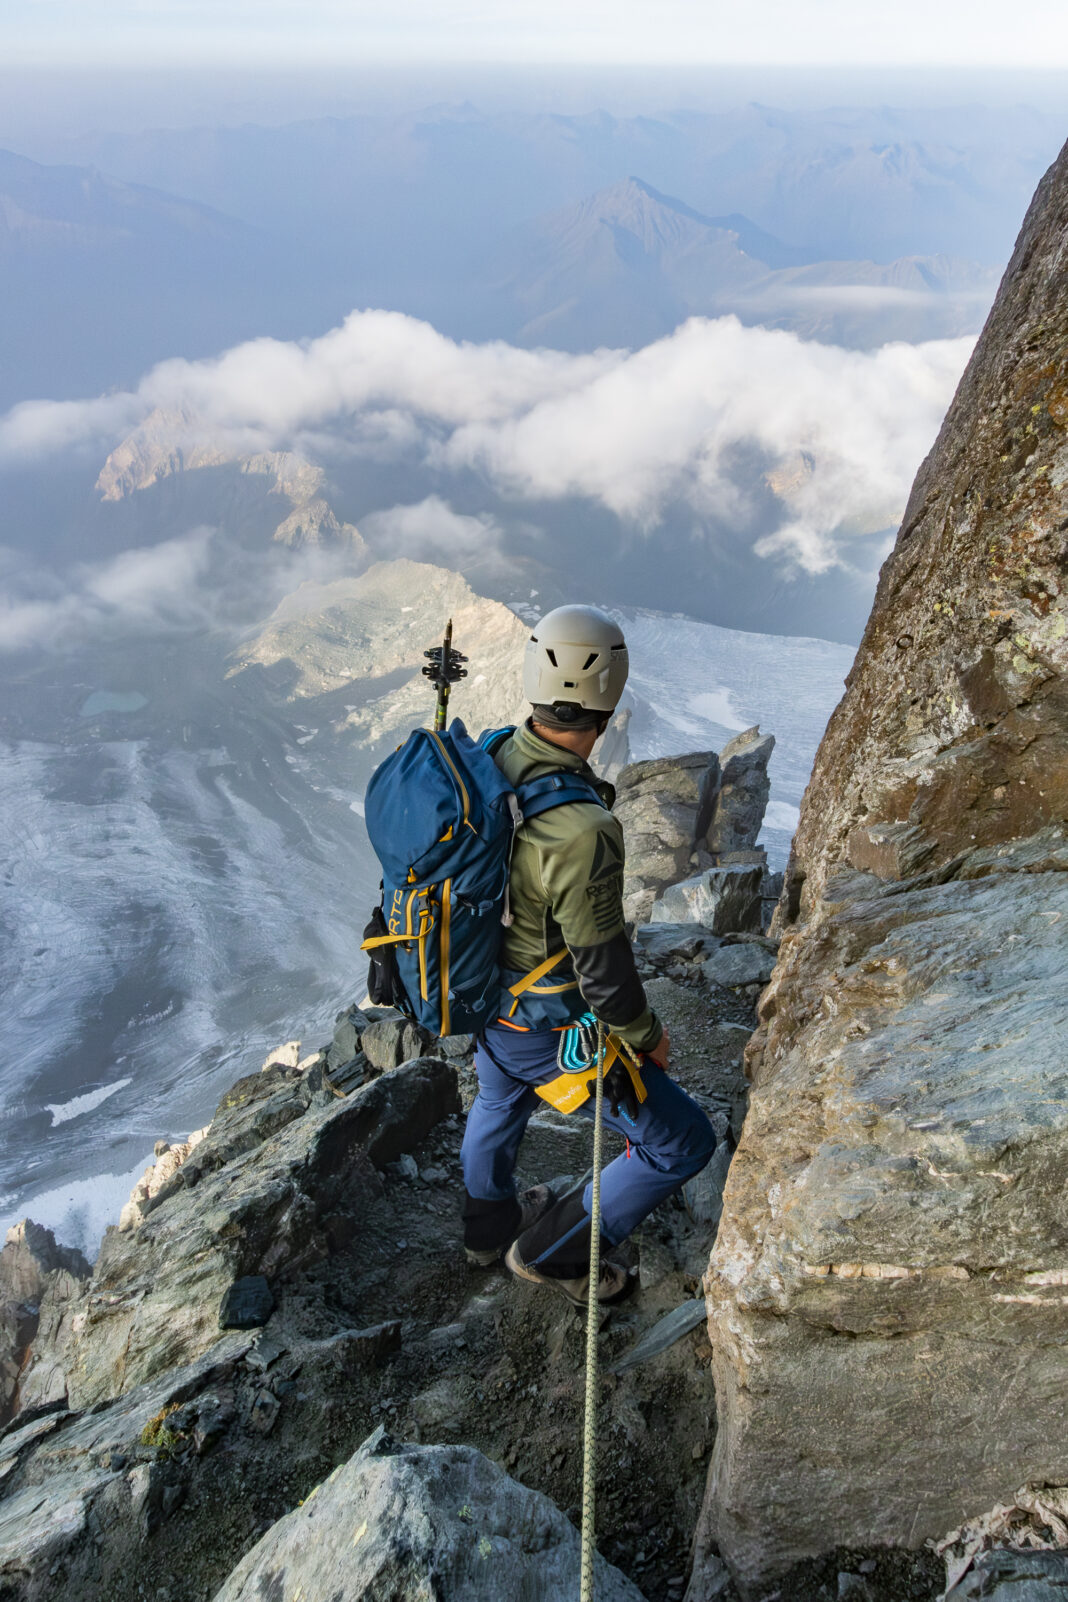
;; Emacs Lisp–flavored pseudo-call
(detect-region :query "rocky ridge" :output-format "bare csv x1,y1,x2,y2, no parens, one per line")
693,137,1068,1594
2,700,1033,1600
96,407,365,553
0,1224,90,1429
11,143,1068,1587
233,557,530,721
0,943,755,1602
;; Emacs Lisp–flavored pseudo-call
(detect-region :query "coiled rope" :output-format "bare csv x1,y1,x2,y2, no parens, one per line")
579,1017,606,1602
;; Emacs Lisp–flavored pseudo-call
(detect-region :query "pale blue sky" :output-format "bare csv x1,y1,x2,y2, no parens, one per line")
6,0,1068,68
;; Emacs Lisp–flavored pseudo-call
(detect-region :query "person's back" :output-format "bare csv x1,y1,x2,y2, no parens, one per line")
491,719,661,1051
459,605,716,1304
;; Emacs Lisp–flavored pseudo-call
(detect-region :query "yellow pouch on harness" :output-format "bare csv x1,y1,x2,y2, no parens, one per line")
535,1034,648,1115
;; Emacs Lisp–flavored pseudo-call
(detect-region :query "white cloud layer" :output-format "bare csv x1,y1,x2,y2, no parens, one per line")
0,528,214,653
361,496,503,560
0,310,973,575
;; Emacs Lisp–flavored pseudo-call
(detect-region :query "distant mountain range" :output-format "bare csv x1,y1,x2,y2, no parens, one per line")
477,177,998,349
0,149,301,408
0,147,246,256
47,99,1058,267
1,96,1059,406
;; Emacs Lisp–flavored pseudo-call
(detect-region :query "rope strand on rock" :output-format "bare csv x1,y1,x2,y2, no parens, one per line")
579,1017,606,1602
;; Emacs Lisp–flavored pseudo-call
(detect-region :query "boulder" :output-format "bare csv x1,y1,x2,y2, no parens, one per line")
441,1033,476,1059
635,922,721,965
326,1002,371,1073
20,1057,459,1411
650,865,762,933
697,138,1068,1596
210,1426,644,1602
360,1017,435,1071
616,732,777,924
615,751,718,924
218,1276,275,1331
701,868,1068,1588
701,942,777,989
702,726,774,857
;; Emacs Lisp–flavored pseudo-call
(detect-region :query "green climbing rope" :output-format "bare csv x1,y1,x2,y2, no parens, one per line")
579,1018,606,1602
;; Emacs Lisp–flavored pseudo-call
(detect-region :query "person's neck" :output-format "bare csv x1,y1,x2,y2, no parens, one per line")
530,720,598,762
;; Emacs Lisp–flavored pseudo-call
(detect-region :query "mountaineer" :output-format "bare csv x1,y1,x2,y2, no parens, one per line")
460,605,716,1304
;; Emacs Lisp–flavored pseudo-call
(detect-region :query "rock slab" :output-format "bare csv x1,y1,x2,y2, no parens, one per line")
697,135,1068,1596
946,1552,1068,1601
19,1056,458,1412
211,1426,644,1602
0,1223,90,1424
650,864,763,932
615,751,718,924
704,727,774,857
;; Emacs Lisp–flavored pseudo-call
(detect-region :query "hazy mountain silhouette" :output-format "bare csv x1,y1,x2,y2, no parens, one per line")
3,99,1057,404
477,176,998,349
0,149,311,408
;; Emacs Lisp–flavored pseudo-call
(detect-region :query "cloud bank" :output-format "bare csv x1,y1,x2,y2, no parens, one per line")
0,528,216,654
360,495,504,561
0,309,973,575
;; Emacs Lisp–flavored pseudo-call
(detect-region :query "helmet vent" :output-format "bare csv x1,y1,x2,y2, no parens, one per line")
545,648,558,667
582,652,599,670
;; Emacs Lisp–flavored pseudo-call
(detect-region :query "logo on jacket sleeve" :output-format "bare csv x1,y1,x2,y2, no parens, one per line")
584,830,625,934
588,829,624,883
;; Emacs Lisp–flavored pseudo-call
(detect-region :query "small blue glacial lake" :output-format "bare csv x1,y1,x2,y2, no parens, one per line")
79,691,149,717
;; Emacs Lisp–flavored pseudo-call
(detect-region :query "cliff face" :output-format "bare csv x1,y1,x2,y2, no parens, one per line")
697,140,1068,1590
782,145,1068,922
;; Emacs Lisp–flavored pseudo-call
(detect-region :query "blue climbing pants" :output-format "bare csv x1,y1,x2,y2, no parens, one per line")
460,1021,716,1247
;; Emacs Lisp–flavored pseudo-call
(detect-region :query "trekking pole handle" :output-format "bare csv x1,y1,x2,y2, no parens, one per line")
421,618,468,732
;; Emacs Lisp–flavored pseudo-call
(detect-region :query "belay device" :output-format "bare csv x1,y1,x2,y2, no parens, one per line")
360,617,607,1038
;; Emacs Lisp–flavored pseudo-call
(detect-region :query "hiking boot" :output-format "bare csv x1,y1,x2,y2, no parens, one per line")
464,1185,557,1267
504,1239,634,1307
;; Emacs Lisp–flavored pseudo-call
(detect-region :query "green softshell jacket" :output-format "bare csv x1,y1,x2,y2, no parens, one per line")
494,720,662,1053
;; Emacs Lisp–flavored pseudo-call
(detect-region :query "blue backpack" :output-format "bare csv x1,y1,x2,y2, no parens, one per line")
361,718,606,1038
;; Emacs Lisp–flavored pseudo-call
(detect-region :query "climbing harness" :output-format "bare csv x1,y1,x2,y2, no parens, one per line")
535,1017,648,1117
580,1016,606,1602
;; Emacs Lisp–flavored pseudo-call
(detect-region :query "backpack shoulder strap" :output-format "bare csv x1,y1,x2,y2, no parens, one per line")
479,726,516,761
516,771,608,824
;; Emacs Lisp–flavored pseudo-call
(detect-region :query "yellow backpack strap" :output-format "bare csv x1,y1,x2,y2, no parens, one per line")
361,932,412,950
505,947,569,1017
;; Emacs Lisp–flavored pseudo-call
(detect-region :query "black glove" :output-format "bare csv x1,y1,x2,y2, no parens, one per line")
603,1058,641,1122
